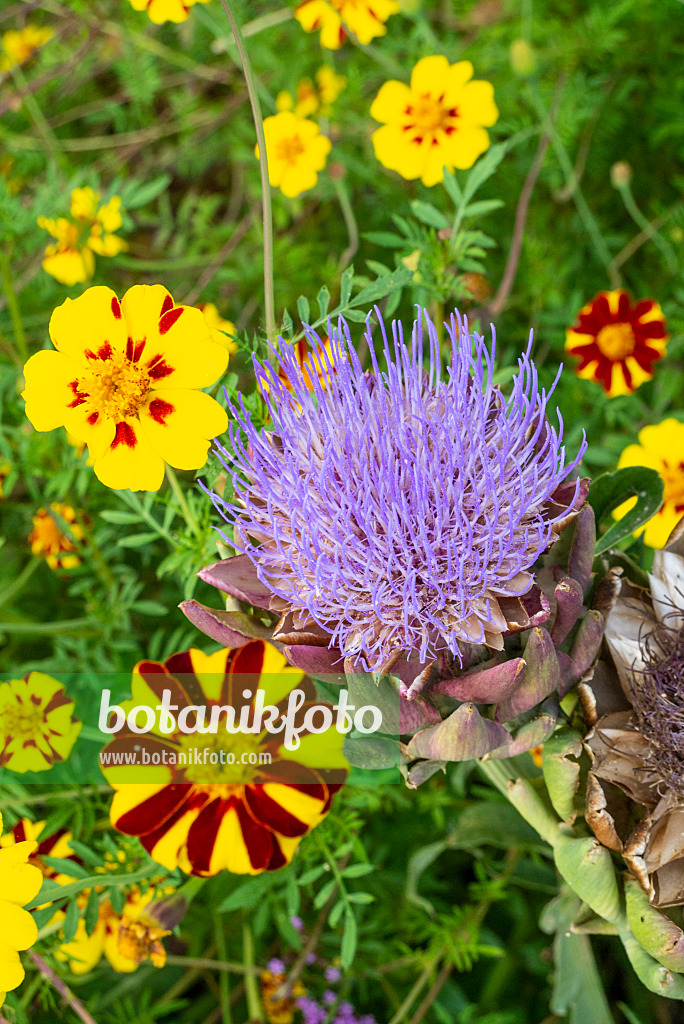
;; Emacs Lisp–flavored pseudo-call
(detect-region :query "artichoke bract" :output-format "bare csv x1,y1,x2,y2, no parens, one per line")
582,519,684,908
183,308,597,762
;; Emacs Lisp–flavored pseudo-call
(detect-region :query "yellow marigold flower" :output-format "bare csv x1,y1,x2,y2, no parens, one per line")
37,187,126,286
57,887,170,975
261,969,306,1024
614,419,684,549
22,285,229,492
0,673,81,774
370,55,499,186
295,0,399,49
565,290,668,397
0,813,43,1006
28,502,85,571
279,336,337,392
257,112,332,199
276,68,346,119
127,0,211,23
0,24,53,70
198,302,238,355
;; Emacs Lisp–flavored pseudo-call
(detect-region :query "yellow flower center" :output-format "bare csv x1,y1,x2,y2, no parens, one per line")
595,322,635,360
0,700,46,743
118,920,169,968
275,135,306,165
410,95,447,131
177,730,264,785
79,352,151,420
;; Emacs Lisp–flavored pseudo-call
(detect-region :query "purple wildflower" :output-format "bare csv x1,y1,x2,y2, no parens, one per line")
210,309,586,672
267,957,286,975
323,990,338,1005
290,914,304,931
296,996,328,1024
325,966,342,983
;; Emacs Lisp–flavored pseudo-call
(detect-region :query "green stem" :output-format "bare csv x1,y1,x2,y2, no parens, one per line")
0,785,110,810
528,86,618,286
217,0,276,342
616,181,677,267
477,759,560,848
332,178,359,271
0,250,29,362
165,465,201,539
242,918,264,1022
214,910,233,1024
0,616,96,634
165,955,261,976
0,557,40,609
9,63,66,177
122,492,178,547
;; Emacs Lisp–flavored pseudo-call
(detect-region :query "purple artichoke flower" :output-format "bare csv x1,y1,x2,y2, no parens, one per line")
200,309,586,674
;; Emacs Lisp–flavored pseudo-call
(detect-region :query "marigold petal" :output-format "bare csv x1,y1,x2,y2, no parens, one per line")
146,0,191,23
138,389,228,471
49,287,128,364
93,419,165,492
442,124,491,170
458,79,499,127
372,125,424,180
42,248,93,286
410,55,453,95
0,901,38,950
443,60,476,102
22,350,79,432
63,403,116,461
57,918,106,975
0,844,42,907
369,80,413,124
0,943,25,993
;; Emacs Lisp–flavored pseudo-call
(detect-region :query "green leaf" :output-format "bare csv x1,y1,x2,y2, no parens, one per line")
346,892,375,905
121,173,171,210
341,910,358,969
62,898,81,943
550,931,616,1024
341,863,375,879
462,144,507,204
40,856,90,879
442,167,462,206
99,510,141,525
410,199,449,229
296,295,310,324
328,899,345,928
298,864,329,886
117,532,160,548
317,285,331,319
313,878,337,909
588,466,664,554
362,231,406,247
343,309,372,323
340,265,355,304
85,886,100,936
462,199,505,218
67,842,104,867
131,600,167,616
26,866,163,911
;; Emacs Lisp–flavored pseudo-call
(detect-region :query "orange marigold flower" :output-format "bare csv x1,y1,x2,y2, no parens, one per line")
295,0,399,49
126,0,211,24
28,502,85,570
261,969,306,1024
370,56,499,186
614,419,684,549
22,285,229,492
37,187,127,286
565,289,668,397
0,24,52,70
103,641,348,876
198,302,238,355
0,673,82,774
257,112,332,198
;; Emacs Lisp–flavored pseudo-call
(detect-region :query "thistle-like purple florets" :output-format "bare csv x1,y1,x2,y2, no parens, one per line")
209,309,586,672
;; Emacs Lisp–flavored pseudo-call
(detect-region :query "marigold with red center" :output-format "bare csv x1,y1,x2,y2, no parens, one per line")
565,290,668,397
613,419,684,548
28,502,84,571
295,0,399,49
371,56,499,187
258,112,332,198
0,673,82,774
22,285,229,492
127,0,211,24
103,641,348,876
